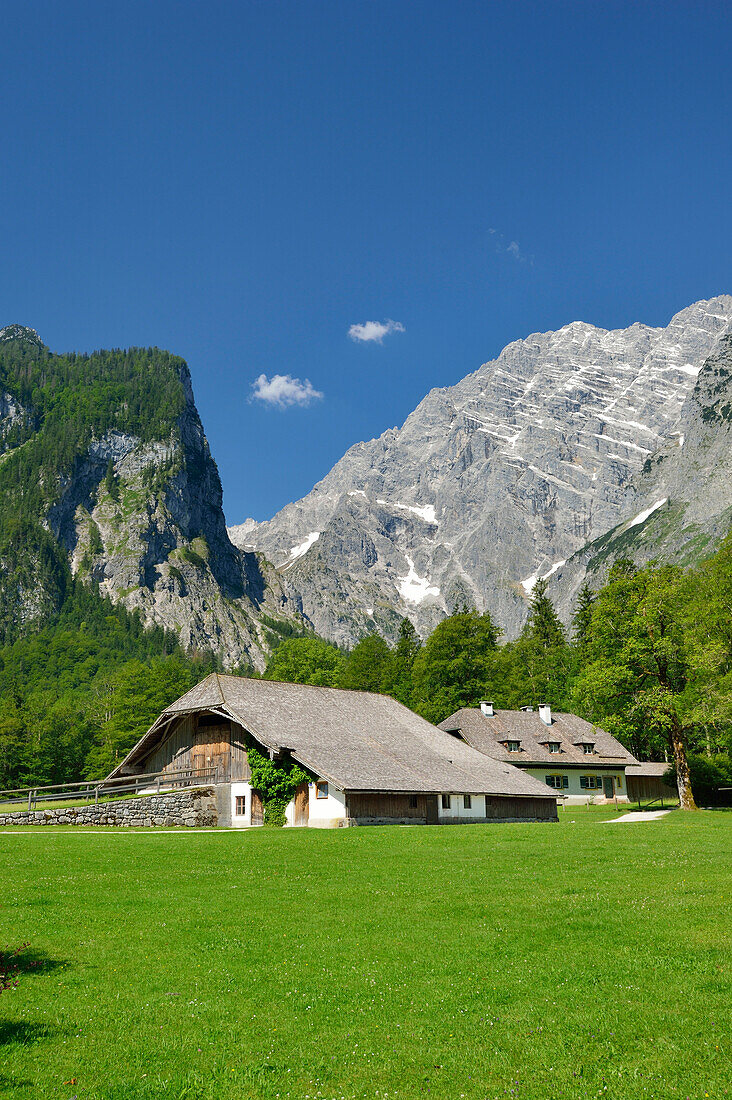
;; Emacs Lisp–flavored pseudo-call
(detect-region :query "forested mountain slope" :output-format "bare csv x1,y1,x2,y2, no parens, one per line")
0,326,302,669
231,297,732,645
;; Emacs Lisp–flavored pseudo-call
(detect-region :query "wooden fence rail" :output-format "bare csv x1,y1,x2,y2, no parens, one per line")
0,768,217,812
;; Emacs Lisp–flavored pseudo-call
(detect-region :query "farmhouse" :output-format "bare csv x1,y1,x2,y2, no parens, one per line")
107,674,559,826
438,703,637,805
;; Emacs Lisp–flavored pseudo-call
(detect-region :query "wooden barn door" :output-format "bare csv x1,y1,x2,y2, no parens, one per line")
292,783,309,827
251,790,264,826
212,751,231,783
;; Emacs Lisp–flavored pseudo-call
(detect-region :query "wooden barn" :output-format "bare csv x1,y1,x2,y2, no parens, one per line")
107,674,559,827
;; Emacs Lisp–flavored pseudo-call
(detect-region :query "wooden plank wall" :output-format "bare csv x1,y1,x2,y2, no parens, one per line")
626,775,675,802
347,793,429,823
145,715,197,775
231,730,251,781
485,796,558,821
142,715,252,782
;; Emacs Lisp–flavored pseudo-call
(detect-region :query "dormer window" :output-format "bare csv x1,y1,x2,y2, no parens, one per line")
506,740,521,752
547,741,561,754
581,743,595,755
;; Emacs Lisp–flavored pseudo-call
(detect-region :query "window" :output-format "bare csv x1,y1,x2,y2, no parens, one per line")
616,775,623,789
548,742,561,753
581,743,595,755
408,795,418,808
315,781,329,799
464,794,472,809
235,795,246,816
441,794,451,809
545,775,568,790
579,775,602,790
197,714,228,729
507,740,521,752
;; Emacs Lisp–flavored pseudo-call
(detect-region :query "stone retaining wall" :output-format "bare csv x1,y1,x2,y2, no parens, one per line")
0,785,218,828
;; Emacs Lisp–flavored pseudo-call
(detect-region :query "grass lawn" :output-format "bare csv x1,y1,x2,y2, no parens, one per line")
0,813,730,1100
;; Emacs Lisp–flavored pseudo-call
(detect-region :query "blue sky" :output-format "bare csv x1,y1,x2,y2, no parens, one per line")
1,0,731,522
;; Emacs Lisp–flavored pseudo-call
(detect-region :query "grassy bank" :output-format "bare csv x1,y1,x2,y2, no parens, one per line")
0,812,730,1099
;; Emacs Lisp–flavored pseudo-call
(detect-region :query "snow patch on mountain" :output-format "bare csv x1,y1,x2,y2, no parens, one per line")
626,498,668,529
397,556,441,605
521,559,567,596
284,531,320,566
377,499,437,524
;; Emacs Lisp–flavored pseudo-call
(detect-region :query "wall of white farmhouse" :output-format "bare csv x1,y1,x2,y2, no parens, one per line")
437,793,487,821
230,781,253,827
307,781,347,828
524,769,629,805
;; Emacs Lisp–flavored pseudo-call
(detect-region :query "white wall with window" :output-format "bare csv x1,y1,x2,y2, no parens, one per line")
230,781,253,827
437,793,487,820
307,780,347,827
524,769,628,804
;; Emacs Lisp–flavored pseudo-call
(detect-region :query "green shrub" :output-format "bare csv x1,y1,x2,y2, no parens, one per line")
663,754,732,806
247,744,310,827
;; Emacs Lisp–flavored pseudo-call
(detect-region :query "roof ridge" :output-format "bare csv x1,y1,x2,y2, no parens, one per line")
216,673,398,701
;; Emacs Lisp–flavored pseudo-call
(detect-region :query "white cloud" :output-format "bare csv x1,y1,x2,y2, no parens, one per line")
348,319,405,344
489,229,533,265
250,373,323,409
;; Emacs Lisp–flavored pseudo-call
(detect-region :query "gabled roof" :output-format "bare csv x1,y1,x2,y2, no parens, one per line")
108,673,556,800
438,707,637,767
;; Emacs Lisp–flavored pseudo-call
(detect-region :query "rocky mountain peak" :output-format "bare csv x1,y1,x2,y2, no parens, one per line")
230,295,732,646
0,324,45,349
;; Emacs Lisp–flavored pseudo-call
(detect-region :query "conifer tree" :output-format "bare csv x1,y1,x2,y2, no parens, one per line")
381,617,421,706
572,582,595,654
104,458,119,501
525,578,566,648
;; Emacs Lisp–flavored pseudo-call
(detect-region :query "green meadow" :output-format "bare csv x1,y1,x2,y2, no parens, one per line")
1,811,730,1100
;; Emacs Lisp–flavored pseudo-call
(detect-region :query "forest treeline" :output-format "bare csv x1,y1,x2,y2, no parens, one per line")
261,536,732,802
1,532,731,798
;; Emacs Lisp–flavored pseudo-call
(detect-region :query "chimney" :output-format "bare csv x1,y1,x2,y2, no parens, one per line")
480,700,494,717
538,704,552,726
520,705,534,712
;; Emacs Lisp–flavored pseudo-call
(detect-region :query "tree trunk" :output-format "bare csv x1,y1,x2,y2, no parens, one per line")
670,712,697,811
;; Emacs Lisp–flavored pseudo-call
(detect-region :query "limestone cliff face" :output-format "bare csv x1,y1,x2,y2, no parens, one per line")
0,329,301,668
231,297,732,643
550,331,732,617
46,363,298,669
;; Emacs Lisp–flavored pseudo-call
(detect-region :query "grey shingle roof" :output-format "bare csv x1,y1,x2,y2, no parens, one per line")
438,707,637,767
110,674,556,799
625,762,671,778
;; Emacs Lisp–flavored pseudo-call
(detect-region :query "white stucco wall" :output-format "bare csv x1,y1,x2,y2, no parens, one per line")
230,781,253,827
437,793,487,821
230,779,346,828
307,781,347,828
524,769,629,804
